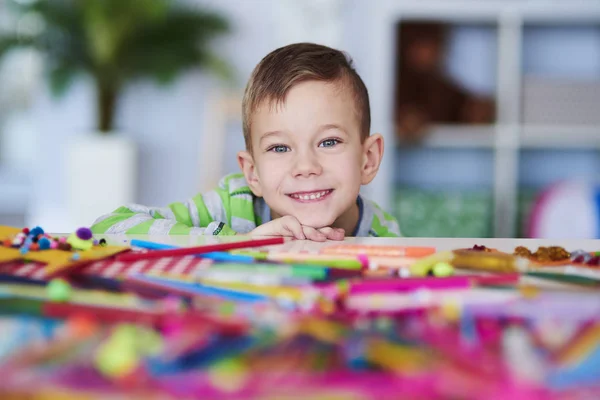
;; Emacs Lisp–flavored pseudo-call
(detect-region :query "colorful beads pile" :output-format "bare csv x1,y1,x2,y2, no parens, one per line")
1,226,102,254
570,249,600,266
513,246,571,262
471,244,493,252
470,244,599,266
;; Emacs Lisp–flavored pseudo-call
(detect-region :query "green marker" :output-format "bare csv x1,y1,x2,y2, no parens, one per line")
202,263,327,280
229,250,268,260
284,258,362,270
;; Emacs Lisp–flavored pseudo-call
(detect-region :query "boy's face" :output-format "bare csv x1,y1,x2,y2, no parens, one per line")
238,80,383,230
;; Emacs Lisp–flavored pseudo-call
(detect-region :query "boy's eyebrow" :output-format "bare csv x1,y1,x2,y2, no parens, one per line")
259,124,349,144
318,123,348,135
259,130,284,144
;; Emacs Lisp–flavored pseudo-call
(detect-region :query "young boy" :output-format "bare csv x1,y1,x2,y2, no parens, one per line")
91,43,401,241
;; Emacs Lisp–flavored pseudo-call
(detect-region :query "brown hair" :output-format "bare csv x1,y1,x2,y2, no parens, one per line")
242,42,371,150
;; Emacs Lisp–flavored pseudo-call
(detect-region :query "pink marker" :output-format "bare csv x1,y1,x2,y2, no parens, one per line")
349,276,472,294
348,274,519,294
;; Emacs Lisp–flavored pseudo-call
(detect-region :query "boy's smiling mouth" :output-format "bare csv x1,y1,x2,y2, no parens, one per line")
287,189,333,202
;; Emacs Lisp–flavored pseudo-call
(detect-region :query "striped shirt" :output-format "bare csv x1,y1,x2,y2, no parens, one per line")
91,173,402,237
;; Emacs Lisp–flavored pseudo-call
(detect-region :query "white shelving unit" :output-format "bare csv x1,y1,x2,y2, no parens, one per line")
355,0,600,238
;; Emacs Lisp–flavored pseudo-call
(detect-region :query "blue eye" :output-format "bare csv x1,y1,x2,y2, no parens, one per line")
319,138,339,148
269,145,289,153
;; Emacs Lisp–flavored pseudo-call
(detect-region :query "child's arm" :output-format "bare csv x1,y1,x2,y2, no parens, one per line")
90,191,237,236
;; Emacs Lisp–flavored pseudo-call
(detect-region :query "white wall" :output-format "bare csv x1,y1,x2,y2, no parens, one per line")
19,0,349,231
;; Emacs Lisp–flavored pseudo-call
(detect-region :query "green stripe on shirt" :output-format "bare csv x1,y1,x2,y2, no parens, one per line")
169,202,193,226
90,173,402,237
90,209,133,233
193,195,213,226
125,219,155,234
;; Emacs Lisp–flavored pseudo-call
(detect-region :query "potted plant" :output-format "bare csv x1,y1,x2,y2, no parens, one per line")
0,0,230,227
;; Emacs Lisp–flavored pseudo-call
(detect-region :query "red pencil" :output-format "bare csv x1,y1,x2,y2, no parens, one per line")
116,237,285,262
42,302,248,335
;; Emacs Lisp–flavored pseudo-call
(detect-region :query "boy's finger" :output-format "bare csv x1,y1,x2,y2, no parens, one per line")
318,227,345,241
331,228,345,240
302,226,327,242
317,227,336,239
281,216,305,240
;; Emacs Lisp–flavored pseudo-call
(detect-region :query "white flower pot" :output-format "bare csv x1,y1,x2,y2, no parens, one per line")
66,133,137,227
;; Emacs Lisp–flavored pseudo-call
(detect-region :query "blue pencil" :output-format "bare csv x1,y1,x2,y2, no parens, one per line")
201,252,255,263
128,275,269,303
130,239,255,263
130,239,178,250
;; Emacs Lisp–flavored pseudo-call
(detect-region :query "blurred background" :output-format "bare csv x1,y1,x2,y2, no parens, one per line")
0,0,599,238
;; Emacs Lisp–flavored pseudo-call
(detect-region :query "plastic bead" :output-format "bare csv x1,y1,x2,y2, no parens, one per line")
587,256,600,267
58,242,72,251
67,233,93,251
570,250,591,263
38,237,51,250
76,227,93,241
47,279,72,302
29,226,44,237
432,262,454,277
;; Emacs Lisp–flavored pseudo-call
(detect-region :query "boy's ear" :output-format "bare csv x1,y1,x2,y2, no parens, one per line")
237,150,263,197
361,133,384,185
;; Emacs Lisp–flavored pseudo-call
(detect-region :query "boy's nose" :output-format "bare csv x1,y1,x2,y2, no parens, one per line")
292,152,323,178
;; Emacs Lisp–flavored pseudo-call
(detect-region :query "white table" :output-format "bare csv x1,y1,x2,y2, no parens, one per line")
97,234,600,254
94,235,600,291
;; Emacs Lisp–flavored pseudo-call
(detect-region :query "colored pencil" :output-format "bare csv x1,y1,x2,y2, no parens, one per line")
200,280,307,302
131,239,256,263
130,239,178,250
126,274,270,303
42,301,160,325
197,270,314,286
349,275,519,294
42,302,247,334
200,263,327,280
200,252,256,263
321,245,436,258
349,276,473,294
266,253,363,270
116,237,285,262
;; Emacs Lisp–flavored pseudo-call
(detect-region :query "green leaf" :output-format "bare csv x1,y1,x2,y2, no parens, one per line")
0,0,232,129
48,63,77,97
0,34,36,59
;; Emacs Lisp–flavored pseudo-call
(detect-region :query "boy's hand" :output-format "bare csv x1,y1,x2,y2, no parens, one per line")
249,216,345,241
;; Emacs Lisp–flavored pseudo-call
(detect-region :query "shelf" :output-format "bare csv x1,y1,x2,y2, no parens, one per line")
396,125,496,148
353,0,600,237
520,125,600,149
384,1,600,22
396,124,600,150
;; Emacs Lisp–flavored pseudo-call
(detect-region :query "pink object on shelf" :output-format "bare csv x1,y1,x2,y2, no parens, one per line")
527,181,600,239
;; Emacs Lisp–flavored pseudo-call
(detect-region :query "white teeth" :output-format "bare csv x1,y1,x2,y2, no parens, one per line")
291,190,330,200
